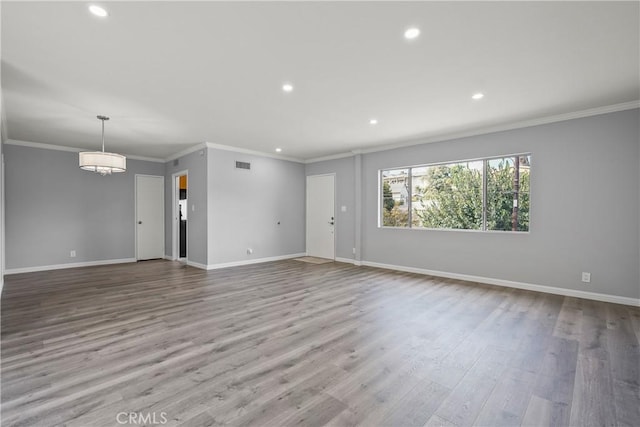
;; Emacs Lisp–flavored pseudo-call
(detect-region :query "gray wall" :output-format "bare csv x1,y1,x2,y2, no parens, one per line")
164,147,208,266
361,109,639,299
1,138,3,282
1,115,5,284
3,108,638,301
4,144,164,270
307,109,639,300
0,0,3,286
305,156,356,261
207,148,305,265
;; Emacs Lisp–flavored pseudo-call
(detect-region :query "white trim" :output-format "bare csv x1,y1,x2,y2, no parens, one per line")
205,253,306,270
361,261,640,307
305,152,355,164
172,170,188,261
164,142,207,162
4,258,136,275
335,257,361,266
204,142,304,163
6,139,85,153
303,101,639,164
163,255,173,261
359,101,640,156
5,102,637,165
186,260,208,270
127,154,168,163
5,139,165,163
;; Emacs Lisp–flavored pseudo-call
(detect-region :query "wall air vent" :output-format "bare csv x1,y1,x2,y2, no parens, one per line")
235,161,251,170
173,159,179,166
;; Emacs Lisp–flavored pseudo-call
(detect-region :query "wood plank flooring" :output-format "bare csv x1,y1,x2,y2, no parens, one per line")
1,260,639,426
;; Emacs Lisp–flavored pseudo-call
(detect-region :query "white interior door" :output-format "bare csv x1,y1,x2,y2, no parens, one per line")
136,175,164,260
306,174,335,259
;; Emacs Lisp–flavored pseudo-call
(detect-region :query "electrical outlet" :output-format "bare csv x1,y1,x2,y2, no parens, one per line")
581,272,591,283
70,250,76,258
352,247,356,254
247,248,253,255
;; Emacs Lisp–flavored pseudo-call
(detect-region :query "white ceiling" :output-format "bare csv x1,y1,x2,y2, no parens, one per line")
2,1,639,161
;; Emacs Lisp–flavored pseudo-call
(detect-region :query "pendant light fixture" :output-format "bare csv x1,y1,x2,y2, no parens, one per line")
79,115,126,175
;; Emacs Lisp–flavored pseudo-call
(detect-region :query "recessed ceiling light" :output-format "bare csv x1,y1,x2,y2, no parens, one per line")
275,148,282,153
89,5,108,17
369,119,378,125
282,83,294,93
404,27,420,40
472,93,485,100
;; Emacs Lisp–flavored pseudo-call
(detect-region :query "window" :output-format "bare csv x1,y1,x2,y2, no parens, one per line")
486,156,531,231
381,169,409,227
380,154,531,232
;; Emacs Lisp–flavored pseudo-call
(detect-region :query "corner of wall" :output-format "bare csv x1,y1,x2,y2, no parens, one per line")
206,147,305,265
164,145,209,267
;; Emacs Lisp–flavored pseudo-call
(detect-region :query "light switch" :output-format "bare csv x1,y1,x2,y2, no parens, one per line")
192,204,195,212
341,205,347,212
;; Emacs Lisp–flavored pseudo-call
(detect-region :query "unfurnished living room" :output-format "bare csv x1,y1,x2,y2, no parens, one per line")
0,1,639,426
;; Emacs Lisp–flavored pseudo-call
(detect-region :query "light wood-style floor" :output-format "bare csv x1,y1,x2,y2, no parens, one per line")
1,260,639,427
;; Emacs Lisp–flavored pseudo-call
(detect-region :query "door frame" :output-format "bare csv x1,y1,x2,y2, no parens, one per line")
305,173,336,259
172,170,189,261
134,174,165,261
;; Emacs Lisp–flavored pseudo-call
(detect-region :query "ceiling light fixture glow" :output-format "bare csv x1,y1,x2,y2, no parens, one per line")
275,148,282,152
89,5,109,17
404,27,420,40
472,93,485,100
282,83,294,93
369,119,378,125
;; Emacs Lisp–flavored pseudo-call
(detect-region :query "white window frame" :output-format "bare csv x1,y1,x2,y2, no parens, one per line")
379,153,532,233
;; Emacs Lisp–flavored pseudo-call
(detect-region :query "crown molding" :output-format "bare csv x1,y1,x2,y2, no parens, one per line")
4,139,166,163
304,151,355,164
4,101,637,164
359,100,640,156
164,142,207,162
6,139,83,153
204,142,304,163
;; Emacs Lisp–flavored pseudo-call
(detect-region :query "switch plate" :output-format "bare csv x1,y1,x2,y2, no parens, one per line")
70,250,76,258
581,272,591,283
341,206,347,212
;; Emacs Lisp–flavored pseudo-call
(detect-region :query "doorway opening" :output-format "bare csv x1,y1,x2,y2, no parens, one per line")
173,171,188,261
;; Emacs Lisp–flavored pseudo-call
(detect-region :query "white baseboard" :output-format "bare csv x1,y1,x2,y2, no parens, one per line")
186,260,208,270
4,258,137,275
335,257,362,266
163,255,173,261
361,261,640,307
206,253,307,270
